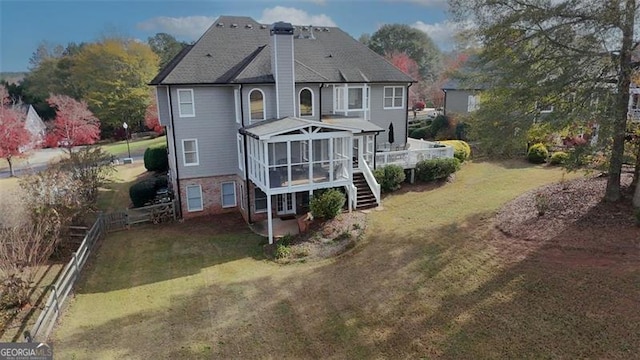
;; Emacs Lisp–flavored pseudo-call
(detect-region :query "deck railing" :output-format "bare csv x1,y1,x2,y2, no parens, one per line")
376,140,454,169
360,154,381,205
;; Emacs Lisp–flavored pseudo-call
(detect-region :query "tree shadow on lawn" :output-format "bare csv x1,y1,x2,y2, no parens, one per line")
74,213,266,294
472,158,560,170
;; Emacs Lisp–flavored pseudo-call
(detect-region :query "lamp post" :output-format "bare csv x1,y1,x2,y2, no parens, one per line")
123,122,132,162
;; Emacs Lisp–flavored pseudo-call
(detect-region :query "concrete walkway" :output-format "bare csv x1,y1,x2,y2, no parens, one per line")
249,217,300,239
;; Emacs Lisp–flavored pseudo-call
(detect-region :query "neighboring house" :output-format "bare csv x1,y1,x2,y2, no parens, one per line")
150,16,452,243
629,84,640,122
441,79,485,117
19,105,46,152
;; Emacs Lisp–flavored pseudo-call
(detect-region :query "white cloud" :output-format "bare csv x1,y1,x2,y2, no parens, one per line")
412,20,467,50
137,16,217,40
259,6,336,27
390,0,448,8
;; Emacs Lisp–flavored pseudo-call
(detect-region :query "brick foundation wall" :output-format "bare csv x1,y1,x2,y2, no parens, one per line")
180,174,245,219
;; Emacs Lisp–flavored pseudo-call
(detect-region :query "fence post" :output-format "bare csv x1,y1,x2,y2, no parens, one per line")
72,252,80,279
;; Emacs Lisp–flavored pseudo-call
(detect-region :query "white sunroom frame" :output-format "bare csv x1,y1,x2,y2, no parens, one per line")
243,118,357,244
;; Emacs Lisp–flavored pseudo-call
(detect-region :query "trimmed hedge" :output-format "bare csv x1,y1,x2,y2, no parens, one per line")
415,158,461,182
144,143,169,172
527,143,549,164
439,140,471,162
373,164,406,193
409,127,430,140
550,151,569,165
129,179,157,207
310,188,345,220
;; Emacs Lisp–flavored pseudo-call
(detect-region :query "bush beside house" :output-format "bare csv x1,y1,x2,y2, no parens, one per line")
310,189,345,220
374,164,406,193
550,151,569,165
439,140,471,162
143,144,168,172
527,143,549,164
415,158,461,182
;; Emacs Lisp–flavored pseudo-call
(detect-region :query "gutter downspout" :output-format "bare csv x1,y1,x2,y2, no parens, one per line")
240,84,251,224
168,86,183,219
319,83,323,121
406,82,412,149
443,89,447,117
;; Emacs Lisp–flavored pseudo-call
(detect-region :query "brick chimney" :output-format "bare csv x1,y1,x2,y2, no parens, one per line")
270,21,295,118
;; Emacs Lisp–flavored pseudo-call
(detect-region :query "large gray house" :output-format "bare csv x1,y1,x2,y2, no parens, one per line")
150,16,453,242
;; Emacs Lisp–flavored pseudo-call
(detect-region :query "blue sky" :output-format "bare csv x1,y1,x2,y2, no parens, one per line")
0,0,455,72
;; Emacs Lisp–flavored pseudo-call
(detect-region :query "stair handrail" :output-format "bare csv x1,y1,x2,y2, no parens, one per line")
359,154,381,205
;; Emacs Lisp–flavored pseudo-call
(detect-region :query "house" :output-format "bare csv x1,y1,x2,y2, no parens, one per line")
20,105,46,152
150,16,453,243
629,84,640,122
441,79,485,117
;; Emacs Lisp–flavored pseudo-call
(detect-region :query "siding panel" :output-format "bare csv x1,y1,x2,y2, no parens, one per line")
156,86,171,126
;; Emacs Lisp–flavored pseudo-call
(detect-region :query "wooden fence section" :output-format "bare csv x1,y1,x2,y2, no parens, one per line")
27,215,105,342
26,201,176,343
105,201,176,232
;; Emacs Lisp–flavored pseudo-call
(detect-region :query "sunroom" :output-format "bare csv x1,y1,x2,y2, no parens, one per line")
240,117,363,243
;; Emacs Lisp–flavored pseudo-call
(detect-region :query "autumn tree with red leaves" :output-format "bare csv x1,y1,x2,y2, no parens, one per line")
47,94,100,151
387,52,423,105
144,94,163,134
0,85,31,176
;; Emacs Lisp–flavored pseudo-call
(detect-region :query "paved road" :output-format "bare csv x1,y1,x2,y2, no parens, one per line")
0,148,143,179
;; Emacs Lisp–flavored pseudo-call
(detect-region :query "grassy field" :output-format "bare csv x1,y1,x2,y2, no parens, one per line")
96,163,152,211
51,161,640,359
99,136,166,158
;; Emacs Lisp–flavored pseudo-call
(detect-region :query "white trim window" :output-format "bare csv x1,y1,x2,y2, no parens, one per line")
348,87,364,110
299,88,314,117
334,85,367,112
383,86,405,109
177,89,195,117
221,182,236,208
254,188,267,213
186,184,203,212
335,86,345,112
249,89,266,123
182,139,199,166
237,134,244,171
467,95,480,112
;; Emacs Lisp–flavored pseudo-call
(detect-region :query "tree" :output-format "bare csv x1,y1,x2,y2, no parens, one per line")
47,94,100,150
387,52,421,104
144,92,163,134
148,33,187,69
369,24,442,82
450,0,638,201
0,86,31,176
71,38,159,136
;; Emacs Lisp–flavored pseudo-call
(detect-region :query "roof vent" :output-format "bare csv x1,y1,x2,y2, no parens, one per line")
315,27,321,32
323,27,330,32
216,22,224,27
302,26,308,31
231,23,238,28
245,24,253,29
271,21,294,35
260,24,267,29
205,53,213,57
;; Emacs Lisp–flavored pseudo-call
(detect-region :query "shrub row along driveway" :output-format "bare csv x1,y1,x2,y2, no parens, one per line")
52,161,640,359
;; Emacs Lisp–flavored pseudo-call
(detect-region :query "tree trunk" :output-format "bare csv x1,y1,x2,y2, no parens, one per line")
6,157,14,177
604,0,636,202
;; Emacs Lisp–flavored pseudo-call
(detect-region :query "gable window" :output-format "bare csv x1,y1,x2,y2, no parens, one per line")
182,139,199,166
177,89,195,117
299,88,314,117
249,89,265,122
467,95,480,112
348,88,364,110
254,188,267,213
186,185,203,212
221,182,236,208
384,86,405,109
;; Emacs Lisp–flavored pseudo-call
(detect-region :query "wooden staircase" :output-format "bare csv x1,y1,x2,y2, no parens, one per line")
353,172,378,210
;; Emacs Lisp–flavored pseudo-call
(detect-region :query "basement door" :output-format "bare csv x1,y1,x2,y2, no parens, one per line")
276,193,296,215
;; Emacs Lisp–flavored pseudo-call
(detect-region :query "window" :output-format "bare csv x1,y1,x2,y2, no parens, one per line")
299,88,314,117
467,95,480,112
384,86,404,109
254,188,267,213
234,88,241,124
348,88,364,110
177,89,195,117
249,89,265,122
182,139,199,166
335,87,345,111
221,182,236,208
186,185,203,212
237,134,244,171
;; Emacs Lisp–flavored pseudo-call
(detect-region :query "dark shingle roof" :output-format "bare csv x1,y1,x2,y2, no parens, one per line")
150,16,413,85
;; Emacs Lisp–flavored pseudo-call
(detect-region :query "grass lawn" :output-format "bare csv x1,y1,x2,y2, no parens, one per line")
98,136,166,158
52,161,640,359
96,162,153,211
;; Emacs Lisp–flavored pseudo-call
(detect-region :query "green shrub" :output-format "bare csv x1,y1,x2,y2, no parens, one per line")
143,143,168,172
409,127,430,139
373,164,406,192
129,179,158,207
415,158,461,182
549,151,569,165
275,243,291,259
527,143,549,164
310,188,345,220
430,114,449,136
439,140,471,163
